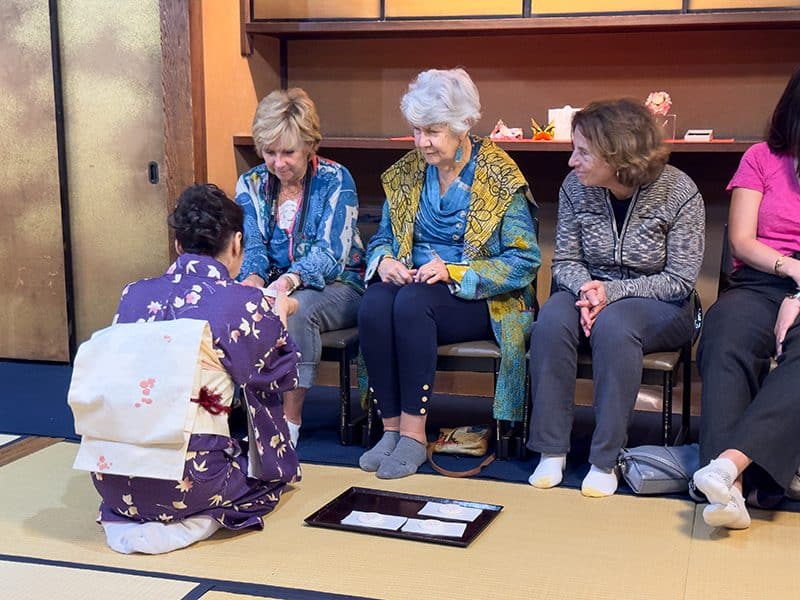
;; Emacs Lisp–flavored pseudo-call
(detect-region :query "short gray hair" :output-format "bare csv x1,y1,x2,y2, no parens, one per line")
400,68,481,134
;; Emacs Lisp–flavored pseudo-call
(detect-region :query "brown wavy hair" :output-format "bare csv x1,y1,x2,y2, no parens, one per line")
571,98,670,187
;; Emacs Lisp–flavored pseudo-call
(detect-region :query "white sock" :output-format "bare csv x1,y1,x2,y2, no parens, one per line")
104,517,221,555
101,521,141,554
528,454,566,489
703,485,751,530
288,421,301,448
693,458,738,505
581,465,618,497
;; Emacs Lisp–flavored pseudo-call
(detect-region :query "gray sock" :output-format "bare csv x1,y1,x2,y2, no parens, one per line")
358,431,400,472
376,436,427,479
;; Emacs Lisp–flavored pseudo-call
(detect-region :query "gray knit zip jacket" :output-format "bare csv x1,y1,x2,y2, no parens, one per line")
552,165,705,303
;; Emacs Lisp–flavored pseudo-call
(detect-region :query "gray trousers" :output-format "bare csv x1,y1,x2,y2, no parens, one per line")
287,282,362,388
527,291,693,469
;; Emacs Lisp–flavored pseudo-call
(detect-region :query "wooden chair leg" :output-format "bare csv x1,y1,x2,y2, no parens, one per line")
661,371,673,446
363,391,377,448
338,349,350,446
680,344,692,444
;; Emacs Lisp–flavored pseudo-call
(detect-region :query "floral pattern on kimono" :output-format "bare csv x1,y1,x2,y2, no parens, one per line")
92,253,301,530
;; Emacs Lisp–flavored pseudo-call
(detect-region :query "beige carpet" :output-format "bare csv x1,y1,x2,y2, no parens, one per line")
0,559,197,600
0,442,798,599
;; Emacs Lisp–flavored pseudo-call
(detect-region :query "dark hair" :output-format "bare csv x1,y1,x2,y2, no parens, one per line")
168,183,243,256
767,68,800,176
572,98,670,187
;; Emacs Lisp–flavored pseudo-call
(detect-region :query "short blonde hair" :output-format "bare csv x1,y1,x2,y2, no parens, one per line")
252,88,322,156
572,98,670,187
400,68,481,134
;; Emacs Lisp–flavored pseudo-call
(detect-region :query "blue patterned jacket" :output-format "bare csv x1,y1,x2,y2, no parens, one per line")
235,158,366,292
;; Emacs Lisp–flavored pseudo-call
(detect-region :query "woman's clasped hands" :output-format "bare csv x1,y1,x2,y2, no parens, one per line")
576,280,608,337
377,256,451,286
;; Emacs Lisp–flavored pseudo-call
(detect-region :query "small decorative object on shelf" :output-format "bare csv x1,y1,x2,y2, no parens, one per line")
547,105,580,140
645,91,677,140
684,129,714,142
530,117,555,141
489,119,524,140
645,91,672,116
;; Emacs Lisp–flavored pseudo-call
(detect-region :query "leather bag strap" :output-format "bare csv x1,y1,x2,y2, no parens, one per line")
426,444,495,478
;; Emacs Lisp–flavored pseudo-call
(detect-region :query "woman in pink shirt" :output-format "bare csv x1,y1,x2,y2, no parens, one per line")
694,69,800,530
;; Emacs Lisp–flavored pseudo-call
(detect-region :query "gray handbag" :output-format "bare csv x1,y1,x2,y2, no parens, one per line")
618,444,699,495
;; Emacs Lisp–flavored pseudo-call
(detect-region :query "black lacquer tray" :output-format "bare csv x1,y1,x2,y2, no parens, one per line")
304,486,503,547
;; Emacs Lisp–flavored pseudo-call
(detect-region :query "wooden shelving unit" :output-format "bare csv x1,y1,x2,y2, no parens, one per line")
234,135,758,154
244,9,800,39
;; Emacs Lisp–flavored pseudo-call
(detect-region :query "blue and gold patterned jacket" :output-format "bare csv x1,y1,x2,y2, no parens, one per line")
366,138,541,421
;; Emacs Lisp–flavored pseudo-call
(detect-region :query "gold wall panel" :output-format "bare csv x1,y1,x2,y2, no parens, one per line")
386,0,522,17
0,1,69,361
203,0,280,197
59,0,169,343
253,0,380,20
690,0,800,8
533,0,680,13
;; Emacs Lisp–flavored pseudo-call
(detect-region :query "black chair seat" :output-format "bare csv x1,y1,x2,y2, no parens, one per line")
320,327,358,349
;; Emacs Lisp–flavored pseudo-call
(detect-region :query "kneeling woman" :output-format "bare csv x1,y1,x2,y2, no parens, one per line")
358,68,541,479
76,184,301,554
527,99,705,497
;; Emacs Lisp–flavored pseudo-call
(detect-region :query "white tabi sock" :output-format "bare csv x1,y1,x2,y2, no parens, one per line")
104,516,221,555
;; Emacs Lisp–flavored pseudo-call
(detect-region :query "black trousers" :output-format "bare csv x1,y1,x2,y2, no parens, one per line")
358,282,492,419
698,267,800,490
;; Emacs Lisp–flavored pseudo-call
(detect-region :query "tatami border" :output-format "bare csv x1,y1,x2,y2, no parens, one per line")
0,554,378,600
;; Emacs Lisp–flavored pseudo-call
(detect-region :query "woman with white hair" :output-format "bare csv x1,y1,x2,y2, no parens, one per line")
358,68,541,478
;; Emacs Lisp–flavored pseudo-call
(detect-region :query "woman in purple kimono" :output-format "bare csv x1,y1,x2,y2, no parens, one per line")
93,183,301,554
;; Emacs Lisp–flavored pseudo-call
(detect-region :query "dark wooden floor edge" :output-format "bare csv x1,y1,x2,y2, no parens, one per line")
0,436,62,468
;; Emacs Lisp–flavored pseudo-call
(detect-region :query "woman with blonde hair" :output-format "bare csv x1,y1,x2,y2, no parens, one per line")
527,98,705,497
236,88,365,446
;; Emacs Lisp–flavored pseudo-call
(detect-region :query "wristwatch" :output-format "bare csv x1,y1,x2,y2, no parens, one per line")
786,290,800,301
774,255,787,277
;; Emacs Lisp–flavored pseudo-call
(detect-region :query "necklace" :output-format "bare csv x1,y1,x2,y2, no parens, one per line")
279,181,303,201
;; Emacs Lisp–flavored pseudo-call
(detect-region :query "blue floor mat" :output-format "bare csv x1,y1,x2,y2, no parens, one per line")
4,360,799,510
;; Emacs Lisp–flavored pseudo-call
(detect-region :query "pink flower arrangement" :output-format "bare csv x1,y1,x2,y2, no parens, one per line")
645,91,672,117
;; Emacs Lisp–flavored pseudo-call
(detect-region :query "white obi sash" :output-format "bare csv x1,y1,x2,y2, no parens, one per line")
68,319,234,481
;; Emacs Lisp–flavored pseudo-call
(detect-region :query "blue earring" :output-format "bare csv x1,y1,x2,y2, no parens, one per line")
454,141,463,163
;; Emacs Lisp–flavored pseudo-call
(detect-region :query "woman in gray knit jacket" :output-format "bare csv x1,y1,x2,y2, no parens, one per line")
527,99,705,497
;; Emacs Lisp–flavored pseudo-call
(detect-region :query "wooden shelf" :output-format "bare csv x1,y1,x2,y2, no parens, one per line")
234,135,758,153
245,9,800,39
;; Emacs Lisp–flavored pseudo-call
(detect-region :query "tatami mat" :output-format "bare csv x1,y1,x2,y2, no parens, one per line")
0,442,798,599
0,558,197,600
685,505,800,599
